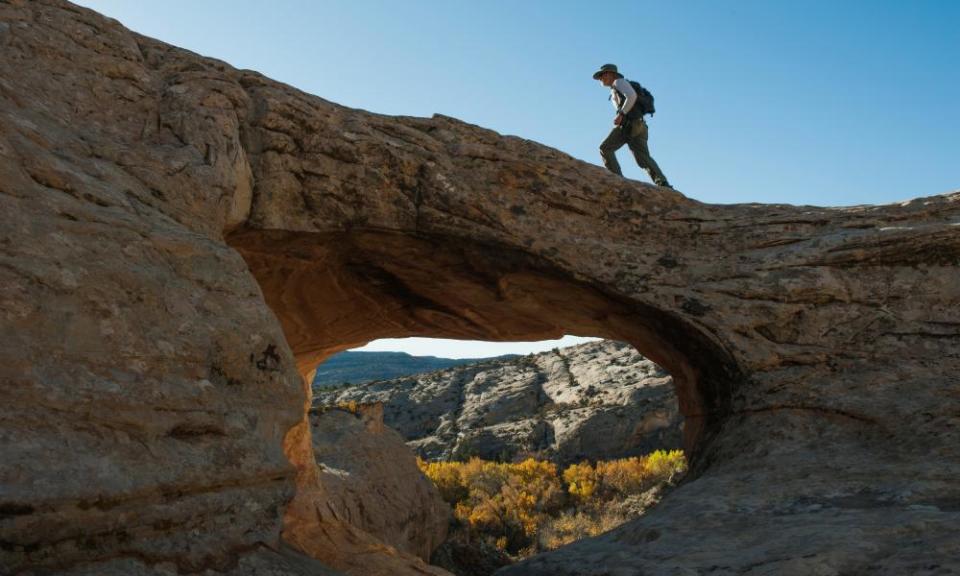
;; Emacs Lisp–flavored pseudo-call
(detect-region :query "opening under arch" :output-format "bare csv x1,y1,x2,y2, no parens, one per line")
227,228,742,457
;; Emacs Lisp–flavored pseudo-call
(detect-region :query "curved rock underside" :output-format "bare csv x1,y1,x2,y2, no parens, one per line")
1,2,958,575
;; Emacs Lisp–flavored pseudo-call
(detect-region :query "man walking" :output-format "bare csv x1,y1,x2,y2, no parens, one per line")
593,63,671,188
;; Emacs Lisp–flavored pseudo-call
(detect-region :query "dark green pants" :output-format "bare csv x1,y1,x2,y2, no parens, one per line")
600,118,671,187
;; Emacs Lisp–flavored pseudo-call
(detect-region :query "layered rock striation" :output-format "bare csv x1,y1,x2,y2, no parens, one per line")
1,2,959,575
315,340,682,464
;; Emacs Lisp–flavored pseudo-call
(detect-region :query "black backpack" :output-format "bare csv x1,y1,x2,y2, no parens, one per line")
617,80,655,118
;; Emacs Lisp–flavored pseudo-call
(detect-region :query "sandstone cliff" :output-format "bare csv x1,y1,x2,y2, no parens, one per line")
315,340,682,465
1,2,959,575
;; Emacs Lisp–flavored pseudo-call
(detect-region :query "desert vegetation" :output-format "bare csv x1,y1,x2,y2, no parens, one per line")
418,450,686,559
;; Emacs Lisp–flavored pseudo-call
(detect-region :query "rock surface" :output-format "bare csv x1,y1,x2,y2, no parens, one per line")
315,340,682,464
309,405,450,561
1,2,959,575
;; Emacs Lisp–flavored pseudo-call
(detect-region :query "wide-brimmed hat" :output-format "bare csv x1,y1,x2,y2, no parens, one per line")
592,63,623,80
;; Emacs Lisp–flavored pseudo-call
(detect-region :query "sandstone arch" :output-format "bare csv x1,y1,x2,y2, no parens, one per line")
227,228,739,454
1,2,958,575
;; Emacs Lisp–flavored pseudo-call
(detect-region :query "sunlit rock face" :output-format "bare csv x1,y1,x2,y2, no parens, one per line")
1,1,959,575
314,340,683,465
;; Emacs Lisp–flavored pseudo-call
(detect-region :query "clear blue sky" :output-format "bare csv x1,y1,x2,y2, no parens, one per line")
351,336,599,359
75,1,958,357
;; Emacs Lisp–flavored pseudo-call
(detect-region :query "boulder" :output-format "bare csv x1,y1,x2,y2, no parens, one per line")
310,405,450,562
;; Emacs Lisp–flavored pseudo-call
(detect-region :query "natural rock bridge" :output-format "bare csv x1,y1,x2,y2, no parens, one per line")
2,2,958,575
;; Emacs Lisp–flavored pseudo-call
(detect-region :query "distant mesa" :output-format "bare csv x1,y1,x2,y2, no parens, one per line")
312,350,518,388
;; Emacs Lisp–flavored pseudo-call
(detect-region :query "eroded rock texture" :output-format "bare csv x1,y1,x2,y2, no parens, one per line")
309,405,450,562
315,340,682,464
1,1,959,575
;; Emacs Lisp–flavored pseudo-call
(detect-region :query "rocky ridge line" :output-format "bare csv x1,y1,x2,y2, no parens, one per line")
314,340,683,465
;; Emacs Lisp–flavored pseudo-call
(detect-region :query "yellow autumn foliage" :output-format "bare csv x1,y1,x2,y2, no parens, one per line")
645,449,688,481
562,462,597,502
417,450,687,556
564,449,687,501
417,458,468,503
335,400,361,414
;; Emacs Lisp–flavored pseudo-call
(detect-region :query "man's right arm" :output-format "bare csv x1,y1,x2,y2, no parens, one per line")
612,78,638,116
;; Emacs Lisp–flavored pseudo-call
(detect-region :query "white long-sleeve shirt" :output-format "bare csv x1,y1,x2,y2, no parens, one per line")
610,77,637,116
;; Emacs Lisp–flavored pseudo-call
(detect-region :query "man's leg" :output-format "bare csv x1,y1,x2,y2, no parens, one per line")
627,119,671,187
599,126,628,176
